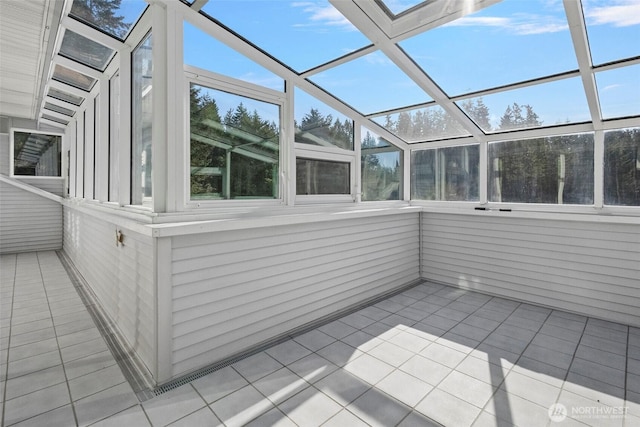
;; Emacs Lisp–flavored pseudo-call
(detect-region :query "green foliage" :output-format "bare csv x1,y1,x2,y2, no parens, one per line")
604,128,640,206
70,0,129,38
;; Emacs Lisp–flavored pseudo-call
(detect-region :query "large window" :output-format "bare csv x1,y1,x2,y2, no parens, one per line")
12,130,62,177
489,134,594,204
604,128,640,206
131,33,153,205
361,128,401,201
411,145,479,201
189,83,280,200
296,158,350,195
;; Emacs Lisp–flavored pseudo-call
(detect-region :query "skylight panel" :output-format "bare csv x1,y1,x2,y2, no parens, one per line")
59,30,115,71
400,0,578,96
47,88,84,106
596,64,640,119
41,114,69,126
69,0,147,41
371,105,470,143
379,0,426,16
308,51,431,115
184,23,284,92
44,102,75,117
456,77,591,133
583,0,640,65
200,0,370,72
52,64,96,92
295,88,354,150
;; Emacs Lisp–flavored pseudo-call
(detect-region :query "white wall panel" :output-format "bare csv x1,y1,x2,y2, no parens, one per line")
421,212,640,327
170,212,420,377
62,206,156,375
0,180,62,253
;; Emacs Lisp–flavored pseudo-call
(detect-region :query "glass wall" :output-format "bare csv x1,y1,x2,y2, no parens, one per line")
604,128,640,206
189,84,280,200
361,128,401,201
488,134,594,204
12,131,62,176
411,145,479,201
296,158,350,195
131,33,153,205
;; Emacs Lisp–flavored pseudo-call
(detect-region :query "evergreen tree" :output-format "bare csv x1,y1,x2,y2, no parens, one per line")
70,0,129,39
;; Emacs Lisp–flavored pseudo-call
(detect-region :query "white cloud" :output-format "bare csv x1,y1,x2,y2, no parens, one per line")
585,1,640,27
446,14,568,35
291,2,357,32
364,52,393,66
602,83,622,91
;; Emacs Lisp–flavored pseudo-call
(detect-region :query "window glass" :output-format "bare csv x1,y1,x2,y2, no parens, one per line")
48,87,84,106
381,0,426,15
132,34,153,204
296,158,350,195
371,104,470,143
400,0,577,96
295,88,353,150
488,134,594,204
201,0,370,72
109,72,120,202
44,102,75,117
309,51,431,114
184,23,284,91
583,0,640,65
604,128,640,206
190,84,280,200
13,131,62,176
361,128,401,201
411,145,479,201
457,78,590,133
70,0,147,40
59,30,114,71
52,64,96,92
595,64,640,120
41,114,69,126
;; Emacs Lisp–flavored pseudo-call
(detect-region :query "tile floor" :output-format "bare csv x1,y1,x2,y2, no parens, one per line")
1,251,639,427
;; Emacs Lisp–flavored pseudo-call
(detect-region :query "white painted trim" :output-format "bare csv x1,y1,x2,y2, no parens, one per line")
76,110,85,197
96,78,110,201
61,15,124,51
152,3,168,212
53,55,103,80
0,174,64,203
84,96,95,200
118,46,132,206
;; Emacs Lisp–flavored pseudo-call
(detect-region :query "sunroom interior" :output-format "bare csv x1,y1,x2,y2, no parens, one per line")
0,0,639,425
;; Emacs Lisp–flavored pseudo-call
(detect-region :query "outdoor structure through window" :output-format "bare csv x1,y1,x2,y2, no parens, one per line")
11,130,62,177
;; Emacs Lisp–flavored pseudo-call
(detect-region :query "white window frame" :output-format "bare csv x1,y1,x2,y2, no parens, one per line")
9,128,65,179
183,65,287,210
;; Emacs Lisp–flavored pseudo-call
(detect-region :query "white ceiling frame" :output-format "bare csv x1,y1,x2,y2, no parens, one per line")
190,0,209,12
39,117,68,130
53,54,104,80
563,0,603,130
41,108,73,122
331,0,487,143
181,3,412,151
47,79,89,99
300,45,377,78
61,15,125,51
43,96,81,114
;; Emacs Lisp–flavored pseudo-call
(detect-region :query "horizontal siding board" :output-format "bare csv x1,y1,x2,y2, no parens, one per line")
421,213,640,327
170,213,420,377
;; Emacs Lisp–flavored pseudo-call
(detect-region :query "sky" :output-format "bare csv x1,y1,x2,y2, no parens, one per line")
177,0,640,136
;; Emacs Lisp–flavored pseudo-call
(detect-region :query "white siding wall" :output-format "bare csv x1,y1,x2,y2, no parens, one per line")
0,180,62,253
63,206,156,375
170,212,420,377
421,212,640,327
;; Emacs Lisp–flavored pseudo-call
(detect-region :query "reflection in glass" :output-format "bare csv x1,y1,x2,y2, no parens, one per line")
309,51,430,114
400,0,577,96
183,23,284,92
59,30,114,70
132,34,153,205
48,88,84,106
380,0,426,15
44,102,75,117
52,64,96,92
411,145,479,201
361,128,401,201
596,64,640,120
190,84,280,200
583,0,640,65
604,128,640,206
371,104,469,143
70,0,146,40
297,158,350,195
13,131,61,176
295,89,353,150
457,78,590,133
489,134,594,204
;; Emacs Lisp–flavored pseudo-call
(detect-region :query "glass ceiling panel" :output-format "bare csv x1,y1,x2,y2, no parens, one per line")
295,88,354,150
400,0,578,96
380,0,426,16
184,23,283,92
309,51,431,115
457,77,591,133
69,0,147,40
52,64,96,92
371,104,470,143
59,30,114,71
41,114,69,125
583,0,640,65
200,0,370,72
44,102,75,117
47,87,84,106
596,64,640,120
